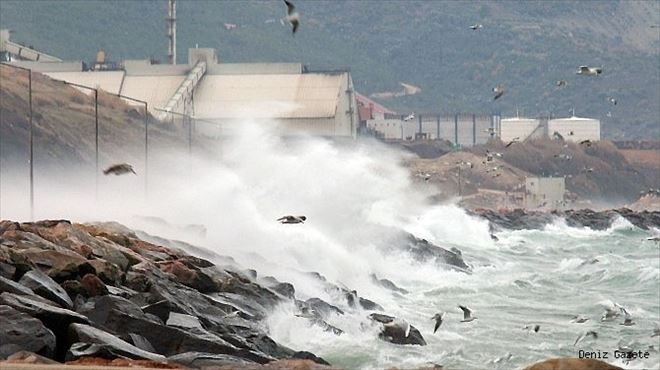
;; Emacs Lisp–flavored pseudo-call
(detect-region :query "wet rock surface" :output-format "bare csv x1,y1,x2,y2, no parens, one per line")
0,219,332,367
472,208,660,231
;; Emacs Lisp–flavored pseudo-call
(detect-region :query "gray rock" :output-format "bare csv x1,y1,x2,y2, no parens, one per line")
0,275,35,296
166,312,203,329
368,313,426,346
66,323,165,362
123,333,156,353
168,351,257,368
19,269,73,309
0,305,56,359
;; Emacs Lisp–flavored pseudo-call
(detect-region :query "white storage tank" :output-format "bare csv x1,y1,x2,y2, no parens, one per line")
548,116,600,142
499,117,541,143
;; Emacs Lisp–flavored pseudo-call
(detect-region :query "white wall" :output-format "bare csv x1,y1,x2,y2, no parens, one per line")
548,117,600,142
525,177,565,208
499,118,540,143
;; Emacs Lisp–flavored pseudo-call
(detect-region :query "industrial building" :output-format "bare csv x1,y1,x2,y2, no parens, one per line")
497,117,543,143
548,116,601,142
3,30,359,139
524,176,566,209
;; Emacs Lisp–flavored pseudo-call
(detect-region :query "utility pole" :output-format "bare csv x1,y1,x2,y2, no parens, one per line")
167,0,177,65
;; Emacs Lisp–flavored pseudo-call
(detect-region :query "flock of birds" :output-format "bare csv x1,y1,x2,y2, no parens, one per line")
424,302,659,365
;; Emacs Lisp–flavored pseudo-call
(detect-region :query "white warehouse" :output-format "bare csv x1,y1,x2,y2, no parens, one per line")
548,116,601,143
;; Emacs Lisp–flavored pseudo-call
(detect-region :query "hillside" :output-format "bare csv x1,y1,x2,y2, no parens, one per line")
1,0,658,139
0,65,207,175
405,138,658,207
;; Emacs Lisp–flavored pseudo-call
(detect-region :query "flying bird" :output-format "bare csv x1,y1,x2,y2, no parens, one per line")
493,84,506,100
574,331,598,346
576,65,603,76
570,315,589,324
432,312,446,333
601,305,621,322
552,131,564,141
608,97,617,106
652,328,660,337
505,137,520,148
470,24,483,30
458,305,477,322
403,112,415,122
579,139,593,147
556,80,567,87
283,0,299,34
277,215,306,224
103,163,136,176
523,324,540,333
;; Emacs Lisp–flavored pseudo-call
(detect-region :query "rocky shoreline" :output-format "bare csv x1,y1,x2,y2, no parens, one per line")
470,208,660,231
0,219,470,368
0,219,637,370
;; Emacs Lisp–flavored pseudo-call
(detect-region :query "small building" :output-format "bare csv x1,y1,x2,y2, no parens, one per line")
498,117,542,143
548,116,600,143
524,176,566,209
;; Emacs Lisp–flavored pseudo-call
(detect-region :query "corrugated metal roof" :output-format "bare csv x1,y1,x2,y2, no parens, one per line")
120,75,185,111
44,71,125,94
193,74,342,119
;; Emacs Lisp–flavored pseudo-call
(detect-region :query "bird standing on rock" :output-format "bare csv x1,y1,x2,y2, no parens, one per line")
103,163,136,176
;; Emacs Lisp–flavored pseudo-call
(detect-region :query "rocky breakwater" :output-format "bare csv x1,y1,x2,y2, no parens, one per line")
471,208,660,231
0,219,330,368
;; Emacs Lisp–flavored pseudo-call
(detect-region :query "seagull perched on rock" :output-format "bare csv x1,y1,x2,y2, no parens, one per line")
283,0,299,34
431,312,446,333
276,215,306,224
458,305,477,322
574,330,598,346
493,84,506,100
576,65,603,76
103,163,136,176
470,24,483,30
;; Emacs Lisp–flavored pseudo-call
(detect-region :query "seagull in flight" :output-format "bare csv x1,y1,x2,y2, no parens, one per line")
556,80,567,87
431,312,446,333
470,24,483,30
576,65,603,76
493,84,506,100
458,305,477,322
103,163,136,176
570,315,589,323
403,112,415,122
579,139,593,147
574,330,598,346
283,0,299,34
523,324,540,333
608,97,617,106
276,215,306,224
505,137,520,148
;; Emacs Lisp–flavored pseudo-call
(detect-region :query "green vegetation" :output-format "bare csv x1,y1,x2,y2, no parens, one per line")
1,0,658,139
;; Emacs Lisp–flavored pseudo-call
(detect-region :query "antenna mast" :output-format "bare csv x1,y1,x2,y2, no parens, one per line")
167,0,177,64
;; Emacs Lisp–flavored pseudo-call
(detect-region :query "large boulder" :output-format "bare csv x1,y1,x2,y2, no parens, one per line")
18,269,73,309
168,351,258,368
0,305,56,359
400,234,471,272
0,292,89,360
15,248,95,281
523,357,623,370
157,260,218,293
368,313,426,346
0,275,35,296
66,323,165,362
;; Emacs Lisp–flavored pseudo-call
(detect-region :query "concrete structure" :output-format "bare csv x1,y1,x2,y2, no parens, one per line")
498,117,542,143
548,116,601,143
0,29,61,62
8,46,358,138
524,176,566,209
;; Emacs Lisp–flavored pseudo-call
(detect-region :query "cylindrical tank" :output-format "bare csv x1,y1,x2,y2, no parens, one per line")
96,49,106,64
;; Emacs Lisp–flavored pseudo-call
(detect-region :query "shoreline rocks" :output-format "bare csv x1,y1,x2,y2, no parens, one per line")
0,219,330,367
471,208,660,231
